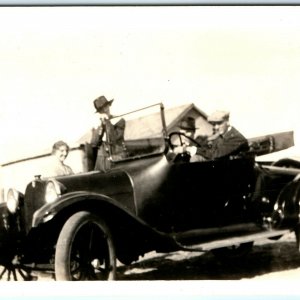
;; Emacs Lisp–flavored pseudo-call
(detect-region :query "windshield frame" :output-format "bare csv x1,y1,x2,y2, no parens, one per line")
108,103,168,163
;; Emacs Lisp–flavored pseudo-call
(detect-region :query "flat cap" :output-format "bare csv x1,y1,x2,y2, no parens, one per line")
207,110,230,123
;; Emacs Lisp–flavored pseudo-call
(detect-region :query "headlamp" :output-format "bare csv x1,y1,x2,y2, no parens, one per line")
7,188,23,213
45,179,65,203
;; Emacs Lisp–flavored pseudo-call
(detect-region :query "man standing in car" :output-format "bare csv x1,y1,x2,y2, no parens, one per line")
206,110,249,159
91,95,117,172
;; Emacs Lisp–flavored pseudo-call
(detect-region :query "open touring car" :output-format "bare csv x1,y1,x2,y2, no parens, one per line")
0,103,299,280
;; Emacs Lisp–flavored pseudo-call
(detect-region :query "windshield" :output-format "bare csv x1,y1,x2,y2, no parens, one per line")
109,103,166,161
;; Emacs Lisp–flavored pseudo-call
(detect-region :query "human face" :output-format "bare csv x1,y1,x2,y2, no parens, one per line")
180,129,195,139
212,120,229,135
98,105,111,120
54,145,69,163
101,105,111,115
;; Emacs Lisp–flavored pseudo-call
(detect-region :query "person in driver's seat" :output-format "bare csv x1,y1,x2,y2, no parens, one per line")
172,117,207,162
205,110,249,159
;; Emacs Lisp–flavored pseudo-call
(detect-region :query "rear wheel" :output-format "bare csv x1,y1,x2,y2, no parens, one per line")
55,211,116,281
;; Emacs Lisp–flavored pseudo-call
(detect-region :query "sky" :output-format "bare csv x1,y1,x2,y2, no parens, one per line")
1,6,300,163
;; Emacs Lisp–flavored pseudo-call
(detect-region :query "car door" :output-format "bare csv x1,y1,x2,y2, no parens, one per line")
165,156,256,231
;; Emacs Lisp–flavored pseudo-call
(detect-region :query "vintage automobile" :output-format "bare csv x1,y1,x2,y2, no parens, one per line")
0,103,300,281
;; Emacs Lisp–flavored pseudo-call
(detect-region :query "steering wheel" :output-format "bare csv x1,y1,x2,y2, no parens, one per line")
169,131,203,150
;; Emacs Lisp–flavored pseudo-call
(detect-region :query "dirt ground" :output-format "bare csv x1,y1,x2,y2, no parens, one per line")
117,232,300,281
1,231,299,282
2,230,299,300
26,231,299,282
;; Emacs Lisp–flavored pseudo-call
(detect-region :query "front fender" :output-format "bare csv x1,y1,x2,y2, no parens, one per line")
32,191,134,228
0,202,25,262
273,178,300,228
31,191,177,264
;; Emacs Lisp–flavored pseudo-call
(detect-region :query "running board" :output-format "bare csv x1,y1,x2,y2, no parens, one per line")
176,229,292,252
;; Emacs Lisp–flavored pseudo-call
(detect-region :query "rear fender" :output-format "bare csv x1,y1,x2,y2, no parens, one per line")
272,178,300,228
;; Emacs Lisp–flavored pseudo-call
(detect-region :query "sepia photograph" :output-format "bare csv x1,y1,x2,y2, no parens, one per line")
0,4,300,299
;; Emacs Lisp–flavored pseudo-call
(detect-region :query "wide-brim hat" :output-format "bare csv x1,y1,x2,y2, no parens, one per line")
93,95,114,113
179,117,197,131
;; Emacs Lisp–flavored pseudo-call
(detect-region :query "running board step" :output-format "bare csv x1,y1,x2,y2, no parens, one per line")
177,229,292,252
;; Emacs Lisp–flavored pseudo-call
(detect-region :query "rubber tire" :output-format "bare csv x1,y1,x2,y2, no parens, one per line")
55,211,116,281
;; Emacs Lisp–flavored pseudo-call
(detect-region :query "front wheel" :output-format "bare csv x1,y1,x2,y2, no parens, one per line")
55,211,116,281
0,263,35,281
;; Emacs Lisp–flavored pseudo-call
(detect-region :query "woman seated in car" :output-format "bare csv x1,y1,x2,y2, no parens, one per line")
45,140,74,177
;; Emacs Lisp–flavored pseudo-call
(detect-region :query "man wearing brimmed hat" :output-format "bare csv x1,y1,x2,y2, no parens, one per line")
179,117,197,138
205,110,249,159
171,117,207,162
93,95,114,114
91,95,125,171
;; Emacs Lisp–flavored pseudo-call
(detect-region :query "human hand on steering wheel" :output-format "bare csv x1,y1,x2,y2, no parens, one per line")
168,132,207,162
173,144,197,156
169,132,203,150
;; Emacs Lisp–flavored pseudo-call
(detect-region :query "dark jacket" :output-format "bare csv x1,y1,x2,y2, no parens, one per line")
91,118,126,171
197,127,249,160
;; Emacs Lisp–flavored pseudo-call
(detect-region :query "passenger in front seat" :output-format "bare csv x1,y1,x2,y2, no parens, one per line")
205,110,249,160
